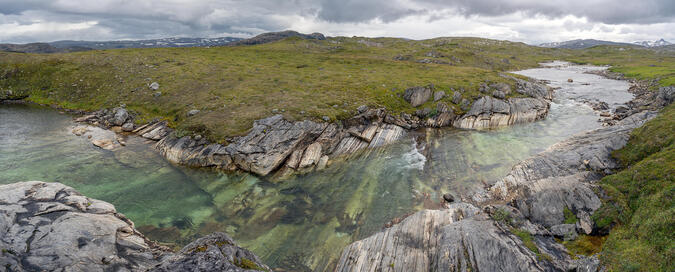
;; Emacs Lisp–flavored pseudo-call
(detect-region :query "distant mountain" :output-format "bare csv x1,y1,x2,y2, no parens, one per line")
0,37,243,53
228,30,325,46
539,39,639,49
633,38,672,47
0,43,89,53
50,37,242,50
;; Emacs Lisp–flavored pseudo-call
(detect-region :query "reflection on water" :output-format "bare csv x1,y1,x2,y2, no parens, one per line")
0,63,632,271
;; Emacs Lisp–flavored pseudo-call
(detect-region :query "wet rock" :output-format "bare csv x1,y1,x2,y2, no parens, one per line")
443,193,455,203
139,121,170,140
92,139,116,150
187,109,200,117
568,78,574,83
433,90,446,101
403,86,433,107
151,232,269,272
156,135,232,169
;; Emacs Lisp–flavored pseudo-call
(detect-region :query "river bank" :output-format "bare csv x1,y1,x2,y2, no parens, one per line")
0,62,648,271
335,67,674,271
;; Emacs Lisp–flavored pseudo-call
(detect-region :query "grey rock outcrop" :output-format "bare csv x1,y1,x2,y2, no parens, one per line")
113,108,129,126
0,181,269,272
403,86,433,107
336,203,568,272
0,181,163,271
453,96,549,129
433,90,445,101
151,232,269,272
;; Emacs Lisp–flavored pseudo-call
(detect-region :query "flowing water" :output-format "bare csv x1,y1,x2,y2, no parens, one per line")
0,62,632,271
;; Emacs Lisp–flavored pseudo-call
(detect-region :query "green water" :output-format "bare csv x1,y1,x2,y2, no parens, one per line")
0,64,632,271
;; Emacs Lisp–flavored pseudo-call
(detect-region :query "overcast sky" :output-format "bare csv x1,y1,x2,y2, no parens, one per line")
1,0,674,44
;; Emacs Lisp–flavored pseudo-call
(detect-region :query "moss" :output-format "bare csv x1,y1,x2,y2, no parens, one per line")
491,208,514,226
233,257,267,271
563,207,578,224
562,235,607,258
511,228,552,262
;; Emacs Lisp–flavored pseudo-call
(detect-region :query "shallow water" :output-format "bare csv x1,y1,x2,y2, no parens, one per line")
0,63,632,271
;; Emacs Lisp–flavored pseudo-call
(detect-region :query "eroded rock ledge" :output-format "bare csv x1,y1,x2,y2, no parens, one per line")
0,181,270,271
335,83,667,272
71,77,553,177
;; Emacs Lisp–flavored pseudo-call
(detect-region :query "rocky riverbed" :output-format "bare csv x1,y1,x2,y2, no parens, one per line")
335,67,674,272
1,62,654,271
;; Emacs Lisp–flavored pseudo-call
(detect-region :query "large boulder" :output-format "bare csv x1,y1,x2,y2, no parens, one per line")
225,115,326,176
453,96,549,129
403,86,433,107
113,108,129,126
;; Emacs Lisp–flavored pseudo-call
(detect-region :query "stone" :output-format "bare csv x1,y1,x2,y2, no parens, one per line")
0,181,270,272
436,102,450,113
415,108,432,118
322,116,330,122
453,96,549,129
491,83,512,94
0,181,161,271
452,91,462,104
122,122,134,132
113,108,129,126
153,91,162,97
656,86,675,106
92,139,116,150
550,224,578,241
357,105,369,113
433,90,445,101
187,109,200,117
151,232,269,272
403,86,433,107
460,98,471,111
569,255,600,272
568,78,574,83
442,193,455,203
493,90,506,99
298,142,322,169
576,211,593,235
317,155,329,170
149,82,160,90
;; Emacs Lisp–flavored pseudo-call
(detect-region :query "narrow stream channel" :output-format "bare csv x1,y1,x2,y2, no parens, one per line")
0,62,633,271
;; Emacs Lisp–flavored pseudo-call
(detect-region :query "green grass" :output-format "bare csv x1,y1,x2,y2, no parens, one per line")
511,228,552,262
591,104,675,271
0,37,673,144
0,37,559,142
563,207,578,224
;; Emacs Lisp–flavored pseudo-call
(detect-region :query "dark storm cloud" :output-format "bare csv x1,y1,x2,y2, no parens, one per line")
0,0,674,43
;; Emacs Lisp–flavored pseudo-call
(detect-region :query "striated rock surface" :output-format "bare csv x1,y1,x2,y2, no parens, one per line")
337,106,660,272
336,203,568,272
453,96,549,129
0,181,269,272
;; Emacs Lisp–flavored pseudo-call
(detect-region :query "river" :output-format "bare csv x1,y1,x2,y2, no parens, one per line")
0,62,632,271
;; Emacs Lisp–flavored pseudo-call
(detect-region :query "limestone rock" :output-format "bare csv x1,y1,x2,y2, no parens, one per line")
403,86,433,107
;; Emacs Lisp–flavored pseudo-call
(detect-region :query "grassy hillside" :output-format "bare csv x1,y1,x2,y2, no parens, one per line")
0,37,557,142
0,36,673,143
589,104,674,271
